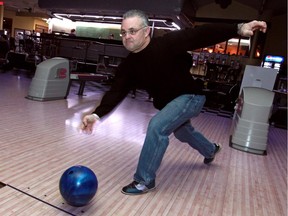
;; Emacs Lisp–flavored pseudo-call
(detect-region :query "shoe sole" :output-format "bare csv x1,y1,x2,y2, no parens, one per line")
121,187,156,196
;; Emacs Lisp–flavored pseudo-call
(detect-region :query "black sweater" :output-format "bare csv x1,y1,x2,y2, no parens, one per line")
94,23,238,117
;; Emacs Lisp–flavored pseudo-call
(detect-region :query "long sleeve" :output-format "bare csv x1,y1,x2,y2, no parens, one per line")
93,64,131,118
163,23,238,53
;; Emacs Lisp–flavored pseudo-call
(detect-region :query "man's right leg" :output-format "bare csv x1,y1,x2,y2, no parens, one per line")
173,121,221,164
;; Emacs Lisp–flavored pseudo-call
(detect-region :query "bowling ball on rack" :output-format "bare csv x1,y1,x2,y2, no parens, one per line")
59,165,98,207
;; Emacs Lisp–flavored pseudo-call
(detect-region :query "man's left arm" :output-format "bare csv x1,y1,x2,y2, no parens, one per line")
165,20,267,52
237,20,267,37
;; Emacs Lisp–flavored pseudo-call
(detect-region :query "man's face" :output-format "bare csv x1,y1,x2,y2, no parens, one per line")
121,16,150,53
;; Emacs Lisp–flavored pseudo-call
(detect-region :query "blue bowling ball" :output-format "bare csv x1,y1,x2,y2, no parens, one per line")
59,165,98,207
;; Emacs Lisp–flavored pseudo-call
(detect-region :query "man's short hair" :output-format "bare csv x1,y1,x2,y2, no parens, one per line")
123,10,149,27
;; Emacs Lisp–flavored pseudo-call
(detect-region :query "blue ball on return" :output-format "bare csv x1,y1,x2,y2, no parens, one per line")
59,165,98,207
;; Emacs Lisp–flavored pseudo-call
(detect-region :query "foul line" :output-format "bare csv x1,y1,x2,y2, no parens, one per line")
1,182,76,216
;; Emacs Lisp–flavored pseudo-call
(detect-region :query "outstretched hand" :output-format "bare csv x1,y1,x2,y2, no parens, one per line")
239,20,267,37
80,114,98,134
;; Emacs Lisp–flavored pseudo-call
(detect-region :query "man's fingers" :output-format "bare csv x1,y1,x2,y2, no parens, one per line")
82,121,87,128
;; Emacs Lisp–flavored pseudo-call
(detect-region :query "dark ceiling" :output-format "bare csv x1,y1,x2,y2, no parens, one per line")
3,0,287,27
37,0,287,16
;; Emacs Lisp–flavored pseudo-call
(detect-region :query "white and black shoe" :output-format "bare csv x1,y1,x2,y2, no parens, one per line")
121,180,156,195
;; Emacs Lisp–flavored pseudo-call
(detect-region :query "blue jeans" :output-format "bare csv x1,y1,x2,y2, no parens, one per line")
134,94,215,185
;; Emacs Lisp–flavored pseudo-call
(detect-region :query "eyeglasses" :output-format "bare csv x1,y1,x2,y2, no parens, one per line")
120,26,147,37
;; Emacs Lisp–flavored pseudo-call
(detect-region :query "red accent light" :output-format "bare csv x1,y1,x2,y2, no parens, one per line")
0,2,4,6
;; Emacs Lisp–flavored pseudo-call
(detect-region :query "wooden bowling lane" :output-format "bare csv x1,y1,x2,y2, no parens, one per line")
0,71,287,216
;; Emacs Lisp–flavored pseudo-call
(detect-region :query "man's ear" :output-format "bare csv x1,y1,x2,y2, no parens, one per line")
145,27,151,37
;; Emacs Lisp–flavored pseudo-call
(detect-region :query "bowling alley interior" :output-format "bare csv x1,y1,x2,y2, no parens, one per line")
0,0,287,215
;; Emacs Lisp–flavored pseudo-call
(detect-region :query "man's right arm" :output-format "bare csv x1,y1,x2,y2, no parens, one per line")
80,85,129,134
93,81,131,118
80,63,131,133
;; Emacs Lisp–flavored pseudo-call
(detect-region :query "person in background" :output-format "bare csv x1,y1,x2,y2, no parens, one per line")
9,37,16,52
108,33,115,40
81,9,267,195
0,34,9,58
69,29,76,37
